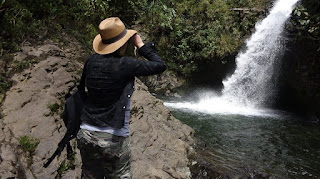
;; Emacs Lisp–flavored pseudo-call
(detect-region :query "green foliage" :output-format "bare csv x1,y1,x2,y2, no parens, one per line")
0,0,39,52
131,0,268,76
57,154,76,178
292,6,319,37
291,3,320,54
0,54,13,104
47,102,60,115
18,135,40,165
0,0,137,52
11,58,38,72
226,0,270,8
0,0,270,77
0,73,10,94
57,161,71,175
18,136,39,154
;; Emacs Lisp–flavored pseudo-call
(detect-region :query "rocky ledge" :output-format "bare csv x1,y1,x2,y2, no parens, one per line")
0,36,195,178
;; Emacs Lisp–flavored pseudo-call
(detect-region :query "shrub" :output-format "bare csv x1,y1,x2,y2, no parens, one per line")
0,0,137,52
131,0,268,76
47,102,60,115
18,136,40,165
0,73,11,94
57,153,76,178
0,0,271,77
18,136,40,155
18,135,40,165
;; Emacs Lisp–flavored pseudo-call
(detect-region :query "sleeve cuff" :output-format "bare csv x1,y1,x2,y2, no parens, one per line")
138,42,156,57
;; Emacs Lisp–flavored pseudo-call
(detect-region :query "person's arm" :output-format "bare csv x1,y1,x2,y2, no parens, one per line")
131,34,144,49
129,34,167,76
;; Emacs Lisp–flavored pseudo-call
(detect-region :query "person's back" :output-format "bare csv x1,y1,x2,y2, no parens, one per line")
76,17,166,179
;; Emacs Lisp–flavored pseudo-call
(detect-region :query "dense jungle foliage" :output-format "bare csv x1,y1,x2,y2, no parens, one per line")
131,0,270,75
290,0,319,58
0,0,319,91
0,0,269,75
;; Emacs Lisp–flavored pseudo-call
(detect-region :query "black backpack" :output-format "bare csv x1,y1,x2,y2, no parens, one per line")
43,62,87,168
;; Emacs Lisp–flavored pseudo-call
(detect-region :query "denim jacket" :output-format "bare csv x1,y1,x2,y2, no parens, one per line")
80,42,166,128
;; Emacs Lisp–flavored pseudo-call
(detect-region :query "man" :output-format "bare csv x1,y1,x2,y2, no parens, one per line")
76,17,166,178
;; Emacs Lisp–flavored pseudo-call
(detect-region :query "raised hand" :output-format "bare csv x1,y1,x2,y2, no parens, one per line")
130,34,145,49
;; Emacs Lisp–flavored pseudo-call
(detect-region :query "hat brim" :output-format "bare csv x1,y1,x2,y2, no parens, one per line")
93,29,137,55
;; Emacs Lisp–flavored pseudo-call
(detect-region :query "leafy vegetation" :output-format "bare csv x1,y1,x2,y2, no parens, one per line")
57,153,76,178
0,0,137,53
291,2,320,54
11,58,39,72
289,0,320,77
0,54,13,103
18,135,40,165
131,0,269,76
18,136,39,154
0,73,10,99
1,0,270,77
47,102,61,115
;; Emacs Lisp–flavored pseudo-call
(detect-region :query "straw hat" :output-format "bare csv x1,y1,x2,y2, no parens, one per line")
93,17,137,54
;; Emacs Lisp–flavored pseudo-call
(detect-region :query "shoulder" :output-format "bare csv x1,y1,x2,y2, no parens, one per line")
86,53,100,63
89,53,101,59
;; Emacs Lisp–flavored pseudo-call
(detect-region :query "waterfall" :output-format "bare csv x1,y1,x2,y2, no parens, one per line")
165,0,299,116
222,0,299,108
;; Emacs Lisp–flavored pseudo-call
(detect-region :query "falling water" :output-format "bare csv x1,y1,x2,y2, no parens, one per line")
164,1,320,177
165,0,299,116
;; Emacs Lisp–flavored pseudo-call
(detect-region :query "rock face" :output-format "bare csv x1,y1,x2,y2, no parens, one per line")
130,79,194,178
1,38,86,179
139,71,185,96
0,37,194,178
278,12,320,120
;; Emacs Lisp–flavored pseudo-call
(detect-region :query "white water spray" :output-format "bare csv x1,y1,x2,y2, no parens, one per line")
165,0,299,116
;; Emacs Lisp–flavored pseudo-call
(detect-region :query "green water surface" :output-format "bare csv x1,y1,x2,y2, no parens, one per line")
170,109,320,178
